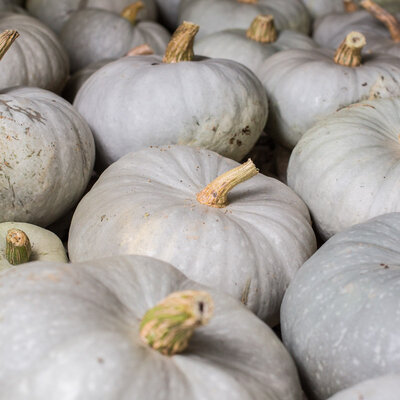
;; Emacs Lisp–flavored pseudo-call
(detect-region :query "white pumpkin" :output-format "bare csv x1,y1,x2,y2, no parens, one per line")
0,254,303,399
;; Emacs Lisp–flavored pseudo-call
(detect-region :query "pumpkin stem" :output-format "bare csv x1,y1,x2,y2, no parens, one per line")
139,290,214,356
333,31,366,67
121,1,144,24
6,229,32,265
0,30,19,61
126,43,154,56
343,0,358,12
360,0,400,42
163,21,199,63
246,15,278,43
237,0,258,3
196,159,258,208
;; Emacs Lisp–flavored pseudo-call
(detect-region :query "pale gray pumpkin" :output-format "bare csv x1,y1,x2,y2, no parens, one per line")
60,6,169,72
281,213,400,400
328,374,400,400
179,0,311,39
68,145,317,325
0,86,95,227
0,13,69,92
74,23,268,167
258,31,400,149
287,97,400,240
0,222,67,270
0,254,303,400
26,0,157,33
194,15,317,78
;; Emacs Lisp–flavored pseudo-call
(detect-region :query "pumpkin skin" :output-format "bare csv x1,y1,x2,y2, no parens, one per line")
179,0,311,39
0,254,303,400
74,55,268,167
281,213,400,400
258,44,400,149
287,97,400,240
0,87,95,227
327,374,400,400
60,8,169,72
0,222,67,270
26,0,157,33
68,145,317,325
0,13,69,92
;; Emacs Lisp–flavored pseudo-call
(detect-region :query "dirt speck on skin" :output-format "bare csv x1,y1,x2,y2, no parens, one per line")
241,126,251,136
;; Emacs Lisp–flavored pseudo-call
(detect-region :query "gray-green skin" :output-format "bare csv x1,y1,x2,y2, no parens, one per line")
154,0,180,31
257,46,400,149
0,254,303,400
60,8,170,72
327,374,400,400
287,97,400,240
0,222,67,270
0,0,26,12
68,145,317,325
74,55,268,168
194,28,317,78
178,0,311,39
26,0,157,34
0,87,95,227
281,213,400,400
313,10,400,57
0,13,69,92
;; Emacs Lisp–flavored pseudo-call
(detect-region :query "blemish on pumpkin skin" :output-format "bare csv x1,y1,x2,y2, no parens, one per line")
241,279,251,306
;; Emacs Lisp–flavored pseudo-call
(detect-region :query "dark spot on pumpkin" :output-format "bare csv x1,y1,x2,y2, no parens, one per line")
198,302,204,313
236,140,242,146
212,126,216,132
98,357,104,364
381,75,385,80
241,126,251,135
229,138,235,144
380,263,389,269
362,82,367,86
151,63,159,65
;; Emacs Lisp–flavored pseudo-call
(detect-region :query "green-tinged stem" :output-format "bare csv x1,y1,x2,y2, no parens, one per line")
246,15,277,43
0,30,19,61
6,229,32,265
343,0,358,12
121,1,144,24
196,159,258,208
162,21,199,63
334,31,366,67
126,43,154,56
361,0,400,42
140,290,214,356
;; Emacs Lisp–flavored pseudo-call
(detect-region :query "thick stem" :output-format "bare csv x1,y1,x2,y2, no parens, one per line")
361,0,400,42
121,1,144,24
163,21,199,63
196,159,258,208
246,15,277,43
343,0,358,12
126,43,154,56
333,31,366,67
6,229,32,265
140,291,213,356
0,30,19,61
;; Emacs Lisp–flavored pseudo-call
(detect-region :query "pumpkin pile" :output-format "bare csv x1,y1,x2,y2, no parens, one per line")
0,0,399,399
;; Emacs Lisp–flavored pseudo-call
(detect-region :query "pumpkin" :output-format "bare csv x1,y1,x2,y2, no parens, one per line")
0,254,303,399
0,222,67,269
26,0,157,33
258,30,400,149
68,145,317,325
179,0,311,39
302,0,357,19
281,212,400,399
0,13,69,92
287,96,400,240
74,22,268,168
194,15,317,77
60,2,169,72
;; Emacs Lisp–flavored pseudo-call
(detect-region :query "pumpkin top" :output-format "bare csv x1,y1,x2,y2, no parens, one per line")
121,1,145,25
333,31,366,67
246,15,278,43
0,29,18,61
6,229,31,265
140,290,214,356
361,0,400,42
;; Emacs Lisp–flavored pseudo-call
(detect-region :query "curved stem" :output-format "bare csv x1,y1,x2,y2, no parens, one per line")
196,159,258,208
6,229,32,265
246,15,277,43
140,291,214,356
343,0,358,12
163,21,199,63
361,0,400,42
0,30,19,61
121,1,144,24
334,31,366,67
126,43,154,56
